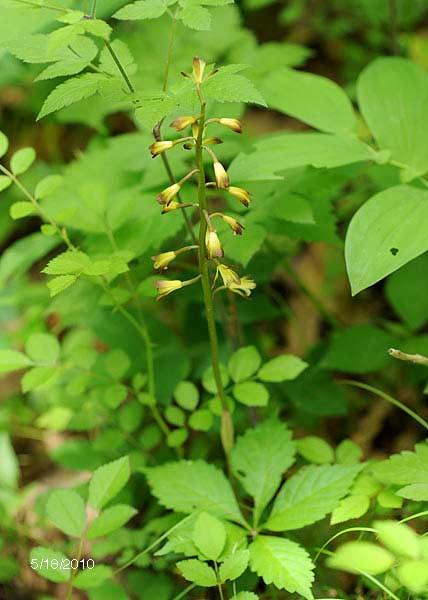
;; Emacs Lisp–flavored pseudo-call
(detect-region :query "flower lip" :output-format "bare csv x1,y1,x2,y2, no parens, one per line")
218,263,241,286
230,275,256,297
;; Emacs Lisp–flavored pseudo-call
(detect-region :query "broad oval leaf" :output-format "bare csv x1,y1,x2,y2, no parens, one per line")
262,67,356,134
357,57,428,181
345,185,428,295
88,455,130,509
46,488,86,537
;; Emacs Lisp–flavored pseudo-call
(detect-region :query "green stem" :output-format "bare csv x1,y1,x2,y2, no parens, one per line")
341,379,428,433
195,97,233,461
0,164,76,250
113,515,192,574
214,562,225,600
66,534,85,600
162,16,177,93
105,41,135,93
172,584,197,600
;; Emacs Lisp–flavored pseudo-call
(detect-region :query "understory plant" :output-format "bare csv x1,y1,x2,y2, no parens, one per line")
1,0,428,599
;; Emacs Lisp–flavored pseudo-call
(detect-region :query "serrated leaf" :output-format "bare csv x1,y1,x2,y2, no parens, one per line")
231,420,296,521
192,512,226,560
43,251,91,275
249,536,314,599
113,0,168,20
327,541,394,575
146,460,244,524
228,345,261,383
265,464,362,531
47,275,77,297
346,185,428,295
0,349,31,373
176,559,217,587
219,549,249,582
10,147,36,175
88,456,130,509
330,494,370,525
371,443,428,487
202,66,266,106
29,547,70,583
37,73,108,120
134,92,177,130
99,39,136,76
46,488,86,537
179,3,212,30
258,354,307,382
87,504,137,539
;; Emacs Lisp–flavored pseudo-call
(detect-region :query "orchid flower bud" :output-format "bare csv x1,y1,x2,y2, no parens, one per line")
170,116,197,131
151,251,176,271
192,57,206,84
149,140,174,157
155,279,183,300
213,161,230,188
205,230,224,259
218,118,242,133
226,186,252,207
220,214,244,235
157,183,181,205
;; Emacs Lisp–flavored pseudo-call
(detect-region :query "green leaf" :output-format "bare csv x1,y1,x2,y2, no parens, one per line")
104,383,128,408
74,565,112,589
99,40,136,76
37,73,108,120
371,443,428,488
87,504,137,539
43,251,91,275
202,66,266,106
146,460,244,524
47,275,77,297
258,354,307,382
357,57,428,181
46,488,86,537
174,381,199,411
336,440,363,466
22,366,58,392
88,456,130,509
397,483,428,501
219,549,250,582
233,381,269,407
297,436,334,464
188,409,213,431
179,3,211,30
396,559,428,592
134,92,177,130
35,175,63,199
29,547,70,583
105,349,130,379
345,185,428,295
35,37,98,81
229,133,377,183
374,520,420,558
0,131,9,157
25,333,60,365
0,175,12,192
327,541,395,575
176,559,217,587
249,535,314,599
232,594,258,600
202,364,229,394
0,349,31,374
10,201,36,220
265,464,361,531
228,345,261,383
167,428,188,448
385,253,428,330
113,0,167,20
0,433,19,489
231,420,296,521
10,147,36,175
165,405,186,427
262,67,356,134
192,512,226,560
330,494,370,525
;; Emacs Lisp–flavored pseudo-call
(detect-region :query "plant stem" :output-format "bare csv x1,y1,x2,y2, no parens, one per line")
65,534,85,600
0,164,76,250
214,562,225,600
195,97,234,461
172,584,197,600
105,41,135,93
389,347,428,367
340,379,428,433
